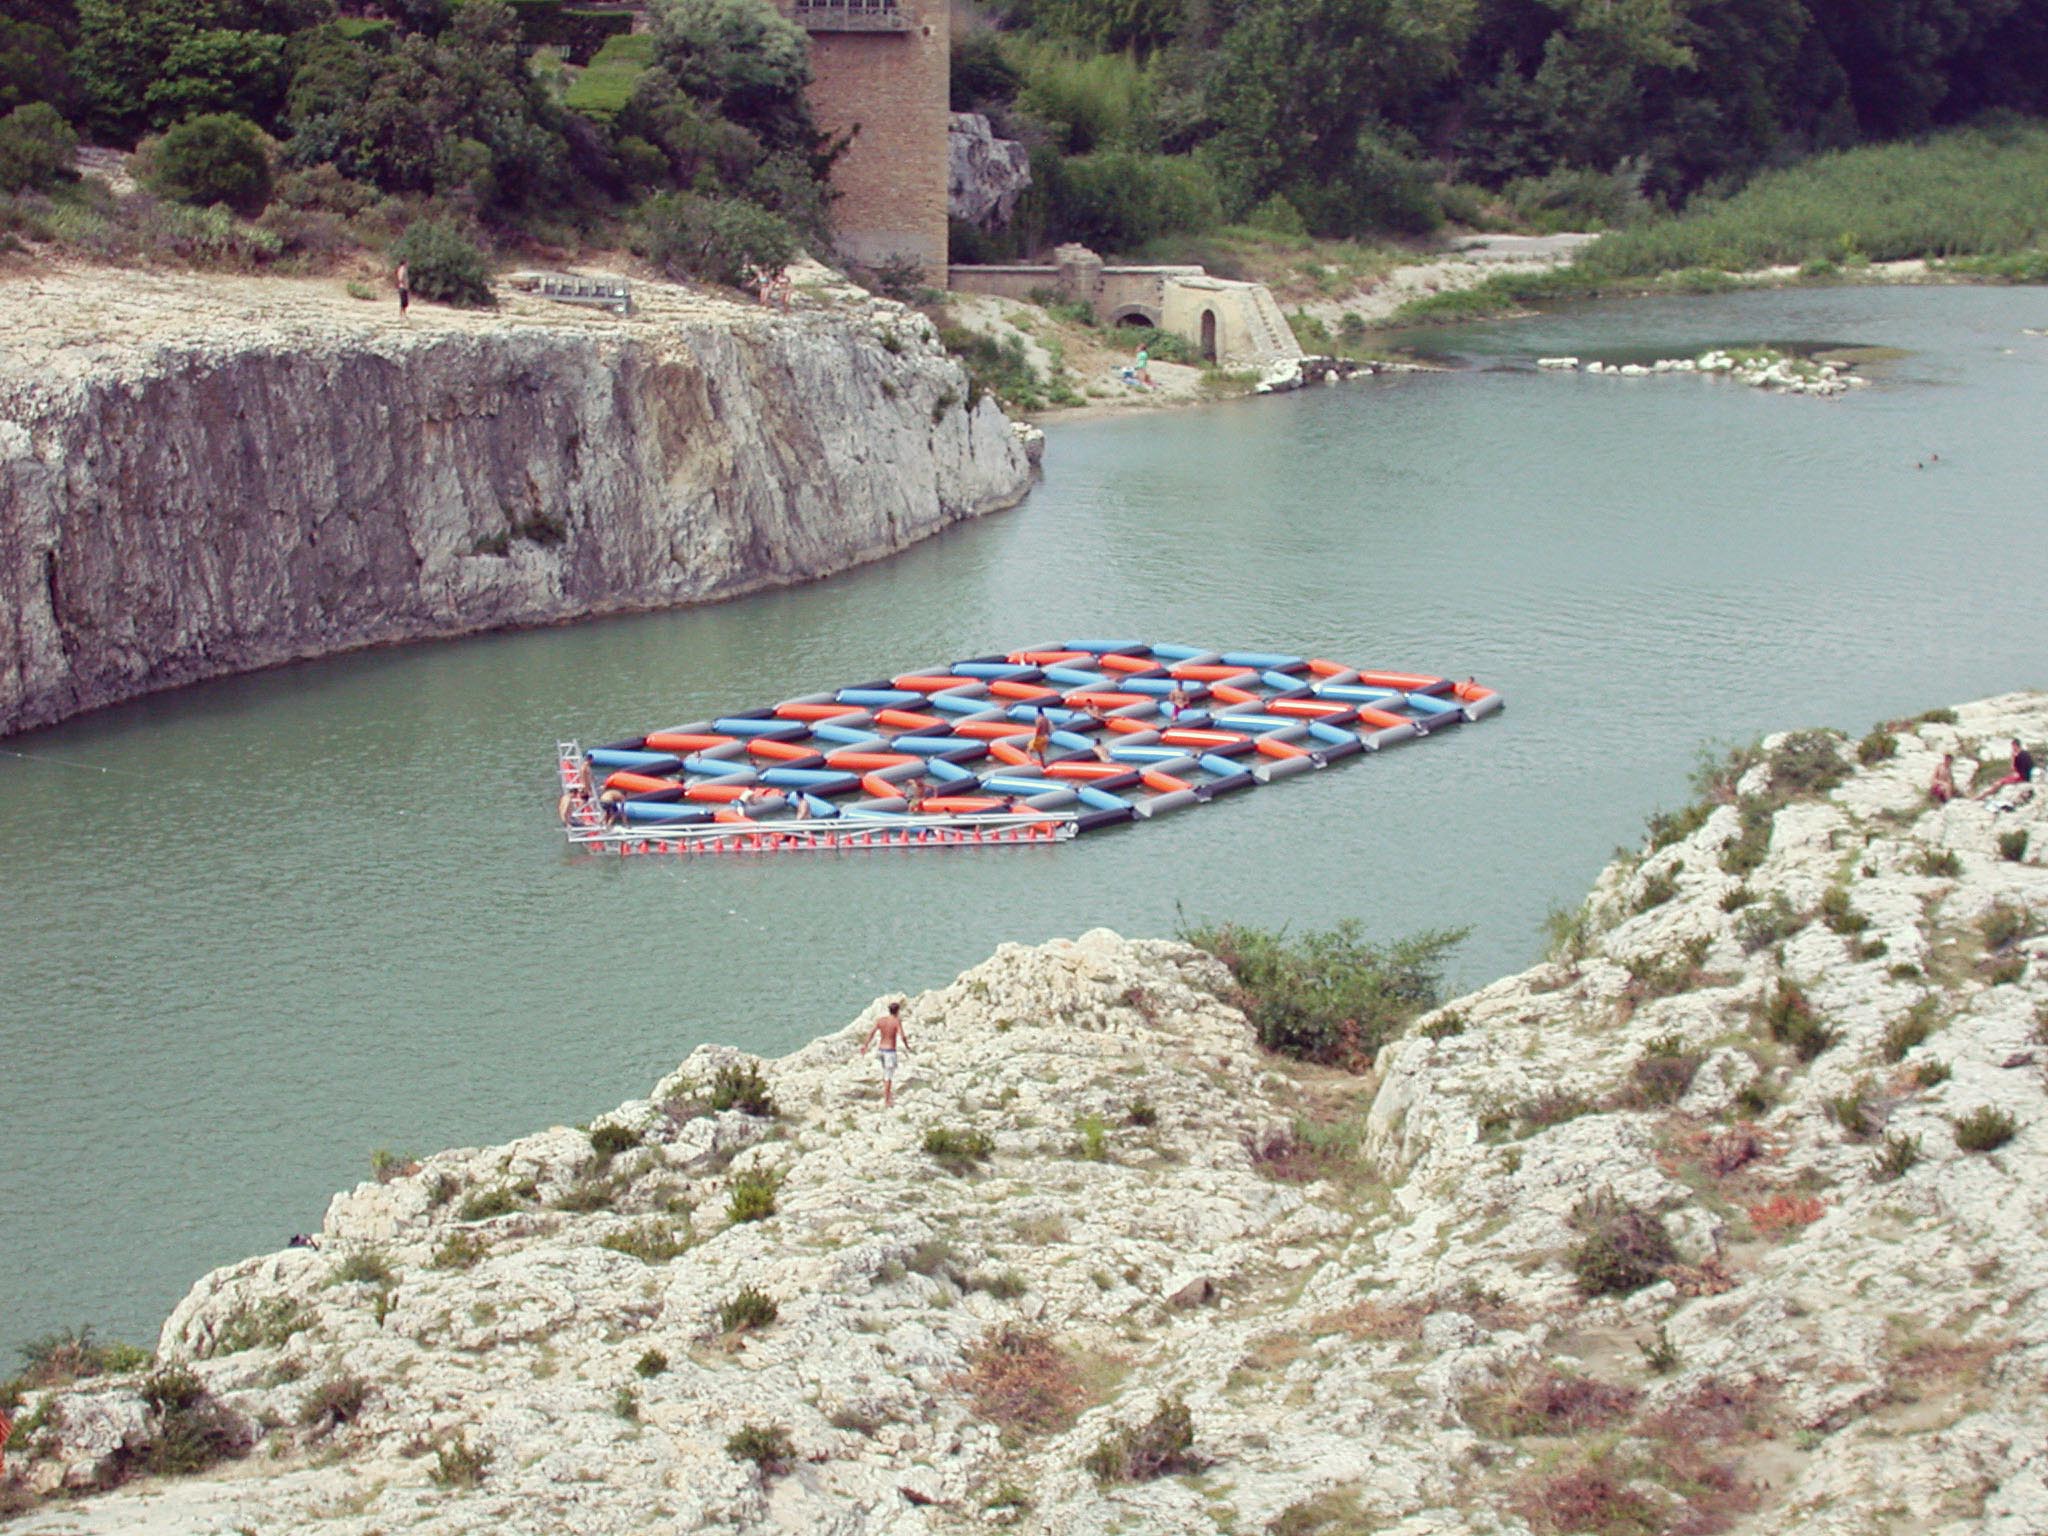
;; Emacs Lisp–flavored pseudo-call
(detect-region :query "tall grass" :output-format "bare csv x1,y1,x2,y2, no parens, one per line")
1578,122,2048,278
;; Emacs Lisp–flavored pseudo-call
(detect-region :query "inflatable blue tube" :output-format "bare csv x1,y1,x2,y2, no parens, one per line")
1149,643,1214,662
930,691,993,715
952,661,1040,681
1049,730,1097,751
682,755,754,777
1223,651,1305,670
1064,638,1147,655
1074,784,1130,811
836,688,920,707
981,773,1059,796
1108,744,1192,763
841,805,911,821
1207,713,1297,732
712,718,808,739
887,734,960,756
1260,669,1306,691
1305,721,1359,746
1315,684,1404,704
1404,692,1459,716
798,794,840,819
760,767,860,790
1042,667,1112,689
1197,753,1247,779
588,749,683,772
1119,676,1185,697
813,723,883,747
926,758,978,784
620,802,712,825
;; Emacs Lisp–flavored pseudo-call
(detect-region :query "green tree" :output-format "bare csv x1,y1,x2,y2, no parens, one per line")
648,0,815,153
74,0,302,141
143,110,274,212
635,190,799,286
0,19,77,117
390,218,496,304
0,101,79,193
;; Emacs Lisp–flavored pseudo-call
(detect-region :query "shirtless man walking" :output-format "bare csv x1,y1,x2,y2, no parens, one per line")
862,1000,909,1107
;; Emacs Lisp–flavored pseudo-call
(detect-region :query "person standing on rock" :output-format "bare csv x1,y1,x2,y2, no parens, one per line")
862,1000,908,1108
395,260,410,318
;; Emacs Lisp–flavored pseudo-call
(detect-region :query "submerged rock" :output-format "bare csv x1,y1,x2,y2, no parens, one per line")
5,696,2045,1534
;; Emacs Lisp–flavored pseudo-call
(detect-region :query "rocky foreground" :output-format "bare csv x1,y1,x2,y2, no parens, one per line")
5,695,2045,1535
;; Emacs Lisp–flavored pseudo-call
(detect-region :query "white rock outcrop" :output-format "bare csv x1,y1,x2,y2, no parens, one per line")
947,114,1032,230
5,696,2044,1534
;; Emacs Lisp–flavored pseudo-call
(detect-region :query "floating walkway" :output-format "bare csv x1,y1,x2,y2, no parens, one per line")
556,642,1502,856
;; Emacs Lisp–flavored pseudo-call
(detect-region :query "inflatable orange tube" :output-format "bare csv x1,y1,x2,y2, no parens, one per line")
989,739,1039,767
604,770,678,794
644,731,732,753
892,674,978,693
1162,728,1249,748
990,679,1059,701
825,750,918,770
1140,770,1192,793
1062,690,1149,710
920,795,1002,813
1255,738,1310,760
1269,699,1353,719
876,708,946,732
712,809,754,824
1354,670,1442,690
861,772,906,798
748,738,820,761
685,782,753,803
1170,664,1258,682
1008,649,1089,666
1305,658,1352,678
1107,717,1154,734
1209,683,1261,706
955,720,1032,741
774,701,863,722
1097,653,1157,674
1452,680,1495,703
1045,760,1130,780
1359,707,1410,730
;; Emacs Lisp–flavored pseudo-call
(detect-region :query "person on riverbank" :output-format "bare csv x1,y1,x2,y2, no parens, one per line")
1929,753,1957,805
1135,345,1154,388
1976,738,2036,798
862,1000,908,1108
395,260,410,318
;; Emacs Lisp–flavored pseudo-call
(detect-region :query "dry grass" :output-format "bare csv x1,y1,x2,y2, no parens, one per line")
957,1326,1087,1438
1745,1193,1825,1235
1466,1365,1640,1438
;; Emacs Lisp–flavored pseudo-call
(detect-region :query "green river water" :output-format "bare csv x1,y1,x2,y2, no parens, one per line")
2,284,2044,1358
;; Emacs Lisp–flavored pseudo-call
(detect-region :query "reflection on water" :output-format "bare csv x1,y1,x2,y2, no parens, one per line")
2,284,2044,1355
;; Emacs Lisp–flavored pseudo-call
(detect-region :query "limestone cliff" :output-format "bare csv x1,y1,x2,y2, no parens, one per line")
0,267,1036,737
3,695,2044,1535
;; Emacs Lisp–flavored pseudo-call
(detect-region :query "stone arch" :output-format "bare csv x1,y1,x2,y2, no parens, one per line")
1107,305,1160,327
1200,308,1218,362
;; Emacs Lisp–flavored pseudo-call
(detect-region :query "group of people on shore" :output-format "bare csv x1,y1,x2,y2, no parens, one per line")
1929,738,2036,804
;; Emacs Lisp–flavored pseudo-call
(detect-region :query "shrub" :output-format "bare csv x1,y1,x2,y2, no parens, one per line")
1072,1111,1109,1161
144,113,273,215
1634,866,1679,912
726,1169,780,1223
458,1185,524,1222
1055,150,1224,250
708,1061,776,1117
209,1297,314,1356
431,1434,491,1488
1819,886,1868,935
1952,1106,2017,1153
1998,830,2030,862
1566,1194,1675,1296
589,1122,642,1161
0,101,75,194
1644,799,1711,852
16,1326,148,1388
1418,1010,1466,1040
600,1219,690,1263
1760,980,1838,1063
1623,1036,1702,1108
1125,1098,1159,1127
1882,1000,1938,1062
969,1269,1028,1300
1825,1083,1876,1140
1980,903,2030,952
369,1148,416,1183
432,1231,489,1271
1912,848,1962,878
142,1365,248,1476
960,1326,1085,1437
552,1175,620,1213
1857,727,1898,765
923,1126,995,1172
1870,1131,1921,1182
1082,1396,1201,1482
1719,799,1775,875
636,192,799,289
1466,1366,1639,1438
1914,1059,1952,1089
1179,919,1465,1069
726,1422,795,1475
297,1373,370,1430
331,1249,395,1287
717,1285,778,1335
635,1348,668,1378
390,218,495,307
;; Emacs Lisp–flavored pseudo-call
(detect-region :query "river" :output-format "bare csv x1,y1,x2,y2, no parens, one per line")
2,283,2044,1359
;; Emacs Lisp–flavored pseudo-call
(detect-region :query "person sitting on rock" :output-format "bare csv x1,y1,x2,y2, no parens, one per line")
1976,738,2036,799
1930,753,1957,805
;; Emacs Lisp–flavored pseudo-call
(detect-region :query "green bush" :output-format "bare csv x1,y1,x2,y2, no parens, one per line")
390,218,495,307
727,1422,795,1475
208,1297,314,1356
142,1365,248,1476
923,1126,995,1171
0,102,76,193
1502,166,1645,232
297,1373,370,1429
1998,830,2030,863
1082,1396,1201,1481
708,1061,777,1117
1759,980,1838,1063
635,1347,669,1377
1566,1193,1675,1295
1180,919,1464,1069
16,1325,149,1388
599,1219,690,1263
430,1434,491,1488
636,191,799,289
143,112,273,215
1858,727,1898,765
1980,903,2029,952
457,1184,525,1222
1054,151,1223,251
1881,1001,1937,1062
330,1249,395,1287
717,1284,779,1334
432,1231,489,1271
1952,1106,2017,1153
1913,848,1962,879
589,1122,643,1161
1870,1131,1921,1182
1819,886,1868,935
726,1169,781,1223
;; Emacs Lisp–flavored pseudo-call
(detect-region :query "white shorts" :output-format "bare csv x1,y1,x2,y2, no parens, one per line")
878,1049,898,1080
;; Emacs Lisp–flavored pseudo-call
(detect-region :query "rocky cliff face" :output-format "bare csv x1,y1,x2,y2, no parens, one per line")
948,114,1032,231
0,268,1036,737
4,695,2043,1535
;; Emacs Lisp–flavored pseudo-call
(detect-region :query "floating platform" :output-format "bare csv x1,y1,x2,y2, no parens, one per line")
556,641,1502,856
